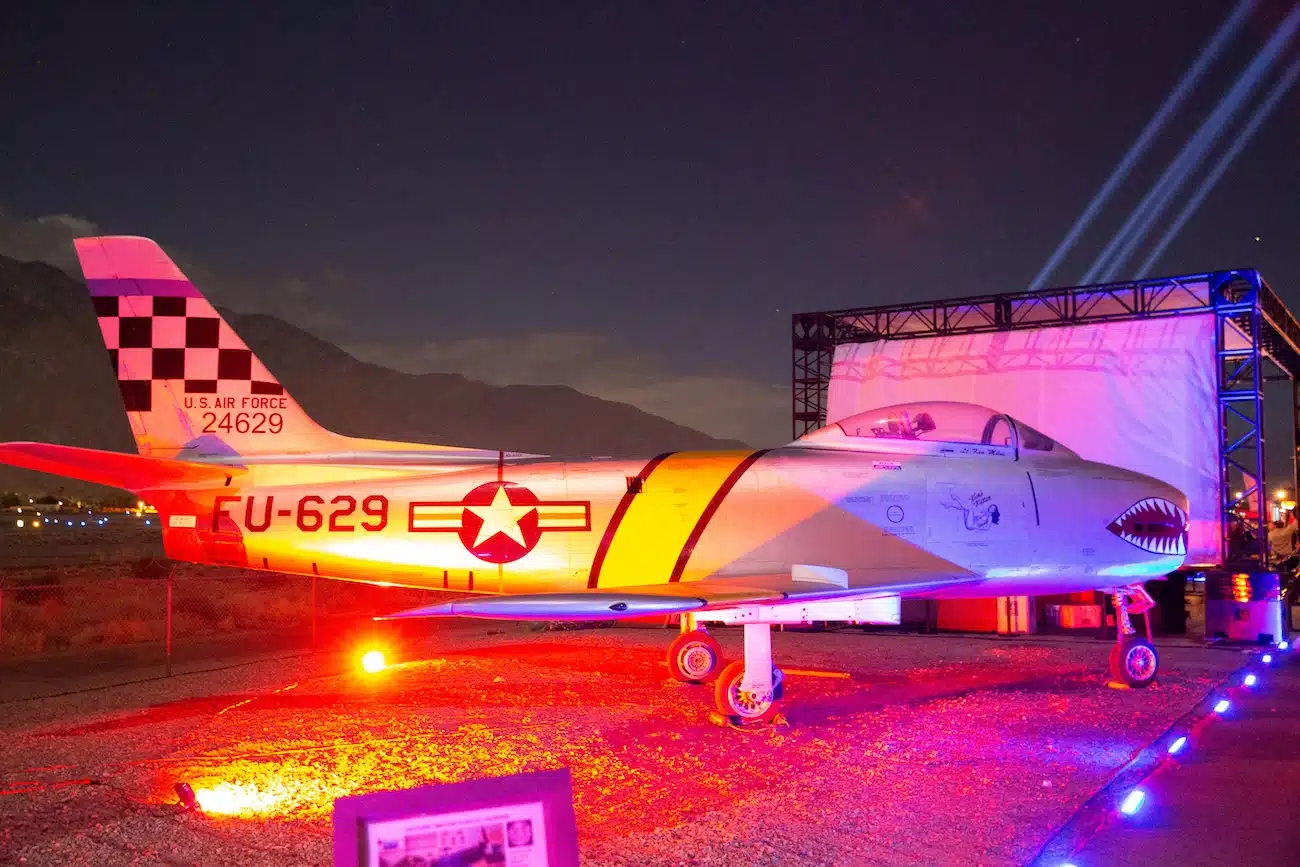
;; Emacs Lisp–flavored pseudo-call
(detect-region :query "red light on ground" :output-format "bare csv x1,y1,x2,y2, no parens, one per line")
361,649,387,673
193,782,284,816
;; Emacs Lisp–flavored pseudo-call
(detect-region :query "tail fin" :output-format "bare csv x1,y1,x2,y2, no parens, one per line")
75,236,352,461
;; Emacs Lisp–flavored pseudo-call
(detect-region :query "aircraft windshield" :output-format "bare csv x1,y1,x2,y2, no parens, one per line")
1014,419,1056,452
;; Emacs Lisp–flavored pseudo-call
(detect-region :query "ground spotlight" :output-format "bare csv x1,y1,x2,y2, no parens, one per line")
1119,788,1146,816
1280,641,1290,651
1214,699,1230,714
175,781,200,812
1262,653,1273,664
1244,673,1257,687
361,649,387,674
1168,736,1188,755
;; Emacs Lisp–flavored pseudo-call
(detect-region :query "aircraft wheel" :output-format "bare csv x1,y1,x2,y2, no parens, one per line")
1109,635,1159,688
668,631,723,684
713,661,783,724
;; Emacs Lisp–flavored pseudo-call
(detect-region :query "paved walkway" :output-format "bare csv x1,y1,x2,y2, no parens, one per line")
1065,647,1299,866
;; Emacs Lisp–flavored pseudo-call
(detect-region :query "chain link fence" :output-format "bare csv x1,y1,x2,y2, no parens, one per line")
0,555,442,699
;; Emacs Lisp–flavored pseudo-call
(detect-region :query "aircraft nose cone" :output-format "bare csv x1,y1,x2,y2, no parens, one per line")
1107,497,1188,557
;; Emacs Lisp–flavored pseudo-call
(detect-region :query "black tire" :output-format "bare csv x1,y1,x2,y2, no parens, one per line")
667,631,723,684
713,660,783,724
1109,635,1159,688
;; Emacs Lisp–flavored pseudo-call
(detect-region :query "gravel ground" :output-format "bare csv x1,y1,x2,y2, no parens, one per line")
0,625,1248,866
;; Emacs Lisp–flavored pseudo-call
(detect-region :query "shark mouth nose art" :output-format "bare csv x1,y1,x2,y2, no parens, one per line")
1107,498,1188,556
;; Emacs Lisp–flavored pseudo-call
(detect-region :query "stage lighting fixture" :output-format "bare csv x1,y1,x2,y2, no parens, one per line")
1214,699,1230,714
361,649,387,673
1119,789,1146,816
1168,736,1187,755
175,781,200,812
1279,641,1290,651
1244,673,1257,687
1262,654,1273,664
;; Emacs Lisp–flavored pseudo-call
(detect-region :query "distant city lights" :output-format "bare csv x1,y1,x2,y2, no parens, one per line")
1213,699,1230,714
1168,736,1188,755
1119,789,1146,816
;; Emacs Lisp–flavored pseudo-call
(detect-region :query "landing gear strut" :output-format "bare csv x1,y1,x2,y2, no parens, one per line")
1108,585,1158,689
712,623,784,725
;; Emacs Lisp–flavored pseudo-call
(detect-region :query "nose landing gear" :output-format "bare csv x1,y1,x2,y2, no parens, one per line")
1108,585,1159,688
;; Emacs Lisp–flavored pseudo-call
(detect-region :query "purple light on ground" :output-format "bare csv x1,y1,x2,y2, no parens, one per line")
1119,789,1146,815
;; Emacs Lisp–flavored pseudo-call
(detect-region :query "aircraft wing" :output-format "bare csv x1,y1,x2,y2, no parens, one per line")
376,572,983,621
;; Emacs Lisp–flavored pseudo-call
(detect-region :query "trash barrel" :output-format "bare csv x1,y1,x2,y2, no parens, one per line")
1204,572,1283,644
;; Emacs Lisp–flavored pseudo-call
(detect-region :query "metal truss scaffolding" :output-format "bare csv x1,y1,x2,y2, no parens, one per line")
792,270,1300,569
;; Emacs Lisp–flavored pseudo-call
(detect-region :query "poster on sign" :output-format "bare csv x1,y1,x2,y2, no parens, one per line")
333,769,578,867
827,315,1222,566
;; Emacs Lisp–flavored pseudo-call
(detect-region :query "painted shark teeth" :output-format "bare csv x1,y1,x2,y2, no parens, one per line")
1107,498,1188,557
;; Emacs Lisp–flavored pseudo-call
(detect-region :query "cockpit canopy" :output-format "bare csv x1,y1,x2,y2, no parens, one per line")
794,401,1069,456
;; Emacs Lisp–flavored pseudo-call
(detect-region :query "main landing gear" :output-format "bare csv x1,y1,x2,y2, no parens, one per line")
666,614,784,726
1108,584,1159,688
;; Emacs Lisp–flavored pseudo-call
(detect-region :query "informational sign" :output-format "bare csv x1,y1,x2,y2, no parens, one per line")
333,768,579,867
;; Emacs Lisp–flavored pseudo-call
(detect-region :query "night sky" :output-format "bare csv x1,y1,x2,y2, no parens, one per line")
2,1,1298,447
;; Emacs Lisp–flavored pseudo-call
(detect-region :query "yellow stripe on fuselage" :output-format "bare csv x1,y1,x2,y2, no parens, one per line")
595,450,752,588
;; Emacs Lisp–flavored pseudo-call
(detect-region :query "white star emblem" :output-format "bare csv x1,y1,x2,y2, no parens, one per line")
465,485,535,548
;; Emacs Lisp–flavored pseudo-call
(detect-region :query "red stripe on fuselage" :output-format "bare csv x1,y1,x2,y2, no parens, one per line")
669,449,769,582
587,452,675,588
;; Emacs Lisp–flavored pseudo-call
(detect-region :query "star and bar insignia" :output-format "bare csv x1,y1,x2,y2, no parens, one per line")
409,481,591,563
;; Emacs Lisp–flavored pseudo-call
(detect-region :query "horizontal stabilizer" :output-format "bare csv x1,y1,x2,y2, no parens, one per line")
0,442,240,492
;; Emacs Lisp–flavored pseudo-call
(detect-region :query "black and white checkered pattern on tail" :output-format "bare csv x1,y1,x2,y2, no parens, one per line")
93,294,283,413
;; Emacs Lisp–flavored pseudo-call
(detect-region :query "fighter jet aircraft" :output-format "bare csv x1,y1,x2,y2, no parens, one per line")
0,237,1189,724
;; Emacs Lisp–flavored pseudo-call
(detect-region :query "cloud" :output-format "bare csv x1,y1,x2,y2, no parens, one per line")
0,207,354,335
0,208,104,273
0,208,789,444
348,332,790,446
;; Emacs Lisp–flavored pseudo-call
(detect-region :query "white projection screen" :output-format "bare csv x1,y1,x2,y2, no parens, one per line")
828,315,1222,566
